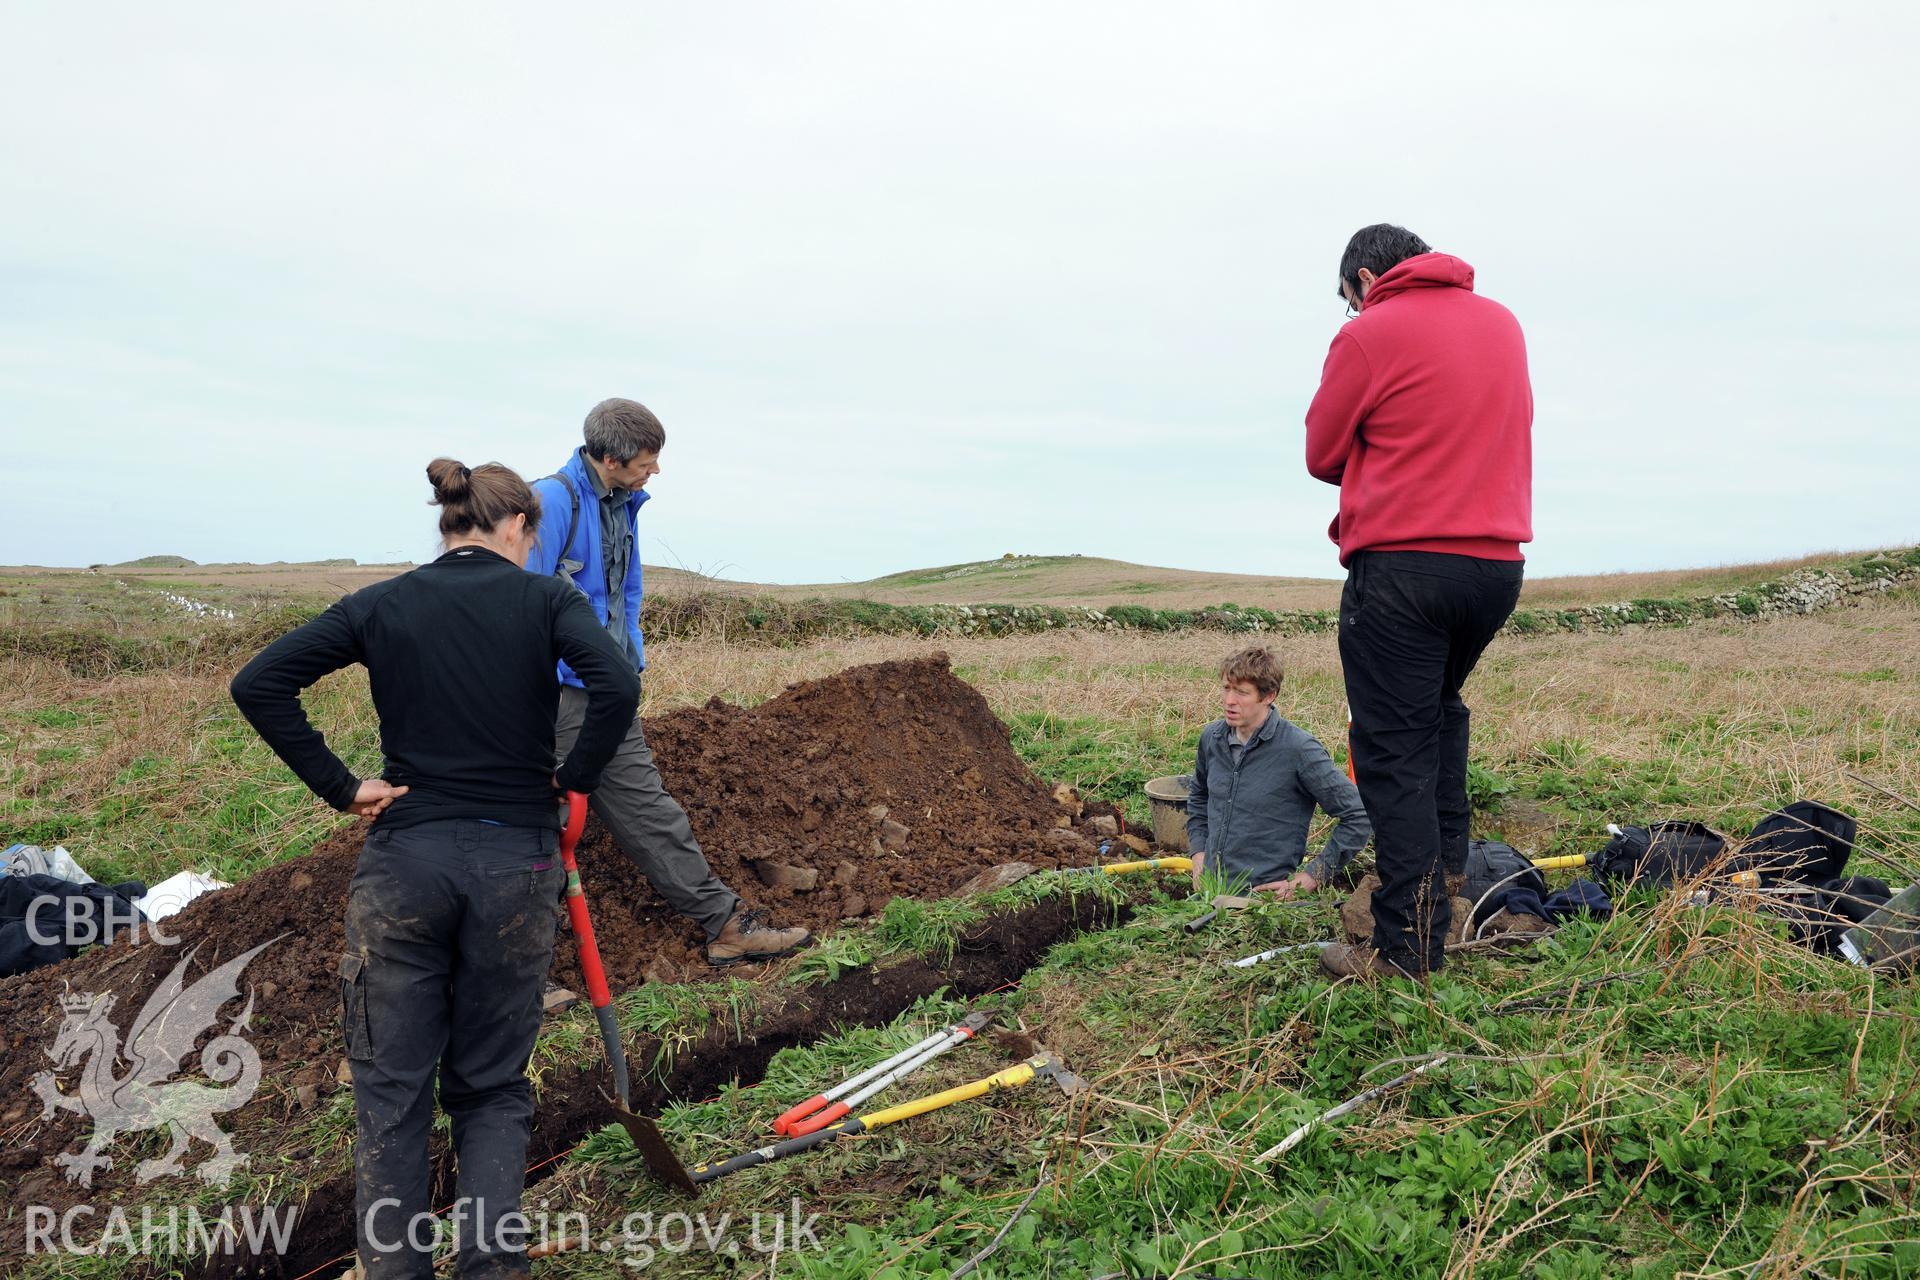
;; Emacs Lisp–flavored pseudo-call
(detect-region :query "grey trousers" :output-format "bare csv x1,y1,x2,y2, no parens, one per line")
340,820,564,1280
555,684,740,939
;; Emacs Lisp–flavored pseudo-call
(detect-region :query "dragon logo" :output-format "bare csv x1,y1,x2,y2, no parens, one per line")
30,937,281,1188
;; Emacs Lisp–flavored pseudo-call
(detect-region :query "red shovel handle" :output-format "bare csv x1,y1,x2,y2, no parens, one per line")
559,792,613,1009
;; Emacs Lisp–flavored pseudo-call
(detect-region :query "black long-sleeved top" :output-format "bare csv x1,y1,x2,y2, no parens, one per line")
230,546,639,830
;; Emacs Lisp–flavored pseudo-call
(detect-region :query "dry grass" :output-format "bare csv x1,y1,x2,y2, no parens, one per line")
1512,547,1900,607
640,589,1920,859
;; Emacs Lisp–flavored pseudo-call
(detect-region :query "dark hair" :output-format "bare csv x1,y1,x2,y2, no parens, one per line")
426,458,542,540
583,398,666,464
1337,223,1432,302
1219,646,1284,699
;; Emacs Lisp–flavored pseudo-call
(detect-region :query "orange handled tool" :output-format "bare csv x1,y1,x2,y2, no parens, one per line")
773,1012,989,1136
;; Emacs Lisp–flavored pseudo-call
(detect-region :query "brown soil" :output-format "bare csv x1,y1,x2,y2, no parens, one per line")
0,654,1113,1245
206,892,1132,1280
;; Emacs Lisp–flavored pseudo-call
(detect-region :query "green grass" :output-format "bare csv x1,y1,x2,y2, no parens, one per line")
546,889,1919,1279
1001,709,1192,829
8,559,1919,1279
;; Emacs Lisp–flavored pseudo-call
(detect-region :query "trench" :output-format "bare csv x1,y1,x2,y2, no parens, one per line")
181,890,1133,1280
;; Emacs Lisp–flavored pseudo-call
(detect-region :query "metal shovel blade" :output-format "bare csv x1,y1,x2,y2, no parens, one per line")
621,1110,701,1196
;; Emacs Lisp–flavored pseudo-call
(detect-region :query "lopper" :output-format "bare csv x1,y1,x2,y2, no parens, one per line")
773,1011,990,1136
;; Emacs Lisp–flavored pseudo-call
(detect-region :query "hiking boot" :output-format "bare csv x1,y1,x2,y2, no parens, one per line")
707,909,811,966
1319,943,1422,982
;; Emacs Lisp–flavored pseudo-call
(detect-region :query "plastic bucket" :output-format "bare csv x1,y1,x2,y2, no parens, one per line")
1144,775,1191,851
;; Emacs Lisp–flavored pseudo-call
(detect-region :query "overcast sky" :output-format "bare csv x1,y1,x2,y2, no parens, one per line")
2,3,1914,582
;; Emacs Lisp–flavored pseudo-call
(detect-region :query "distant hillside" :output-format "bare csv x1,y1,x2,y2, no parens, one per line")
113,554,197,568
648,554,1341,611
26,546,1914,614
645,547,1915,614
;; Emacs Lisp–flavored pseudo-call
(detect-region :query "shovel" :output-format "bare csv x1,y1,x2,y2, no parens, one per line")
556,791,658,1155
635,1052,1087,1192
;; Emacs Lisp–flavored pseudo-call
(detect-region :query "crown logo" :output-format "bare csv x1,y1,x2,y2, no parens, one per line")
61,992,104,1014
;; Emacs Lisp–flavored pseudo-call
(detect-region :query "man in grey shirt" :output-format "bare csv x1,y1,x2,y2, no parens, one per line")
527,399,810,965
1186,647,1371,897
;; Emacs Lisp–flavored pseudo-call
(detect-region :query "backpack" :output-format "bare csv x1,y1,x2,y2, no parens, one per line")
1461,840,1546,923
1591,821,1734,888
544,472,587,587
1744,800,1856,886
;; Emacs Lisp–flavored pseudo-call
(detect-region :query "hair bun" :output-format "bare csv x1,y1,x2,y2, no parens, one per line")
426,457,473,504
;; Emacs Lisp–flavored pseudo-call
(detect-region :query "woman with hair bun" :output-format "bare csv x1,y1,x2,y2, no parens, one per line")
231,458,638,1279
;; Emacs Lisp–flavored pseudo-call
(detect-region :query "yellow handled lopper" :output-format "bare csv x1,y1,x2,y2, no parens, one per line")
631,1053,1086,1192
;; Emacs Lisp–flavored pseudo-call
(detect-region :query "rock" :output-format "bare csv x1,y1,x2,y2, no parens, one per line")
867,804,891,822
1051,782,1084,818
753,861,820,891
1211,894,1258,910
800,809,823,833
335,1059,354,1088
956,863,1038,896
542,986,580,1015
1119,834,1152,855
260,981,279,1000
879,818,911,850
834,861,859,886
294,1084,319,1109
1045,828,1093,854
1481,909,1551,939
1053,813,1073,829
870,836,885,856
841,894,868,918
959,767,984,790
643,960,684,986
1447,896,1476,947
1340,875,1380,943
1087,815,1119,837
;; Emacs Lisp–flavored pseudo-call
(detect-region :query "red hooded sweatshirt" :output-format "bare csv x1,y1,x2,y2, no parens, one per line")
1304,252,1532,566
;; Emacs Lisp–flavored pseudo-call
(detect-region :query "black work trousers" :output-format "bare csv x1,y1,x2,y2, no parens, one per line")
338,819,565,1279
1337,551,1523,973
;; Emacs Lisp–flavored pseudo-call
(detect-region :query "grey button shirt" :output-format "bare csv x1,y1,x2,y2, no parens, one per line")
1185,708,1371,889
582,453,636,670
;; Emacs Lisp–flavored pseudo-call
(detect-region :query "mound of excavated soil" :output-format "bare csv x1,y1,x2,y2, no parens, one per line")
0,654,1113,1192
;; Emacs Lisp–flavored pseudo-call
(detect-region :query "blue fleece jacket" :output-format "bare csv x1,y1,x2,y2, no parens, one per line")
525,448,650,687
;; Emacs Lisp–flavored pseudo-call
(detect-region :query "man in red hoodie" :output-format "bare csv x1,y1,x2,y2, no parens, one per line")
1304,224,1532,979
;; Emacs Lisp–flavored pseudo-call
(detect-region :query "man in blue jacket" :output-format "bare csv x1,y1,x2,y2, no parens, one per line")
527,398,810,965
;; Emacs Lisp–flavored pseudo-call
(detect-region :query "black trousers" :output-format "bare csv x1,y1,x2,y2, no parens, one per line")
1338,551,1523,972
339,820,565,1280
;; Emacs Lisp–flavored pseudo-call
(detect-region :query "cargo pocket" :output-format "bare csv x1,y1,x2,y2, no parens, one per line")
337,952,374,1062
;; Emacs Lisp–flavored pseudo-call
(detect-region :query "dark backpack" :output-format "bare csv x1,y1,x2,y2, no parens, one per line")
1592,820,1733,888
1744,800,1856,886
1462,840,1546,923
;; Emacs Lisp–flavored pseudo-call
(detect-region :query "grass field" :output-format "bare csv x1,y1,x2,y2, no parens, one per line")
3,552,1918,1277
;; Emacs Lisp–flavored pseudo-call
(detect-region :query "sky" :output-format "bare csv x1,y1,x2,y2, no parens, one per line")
2,2,1915,582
